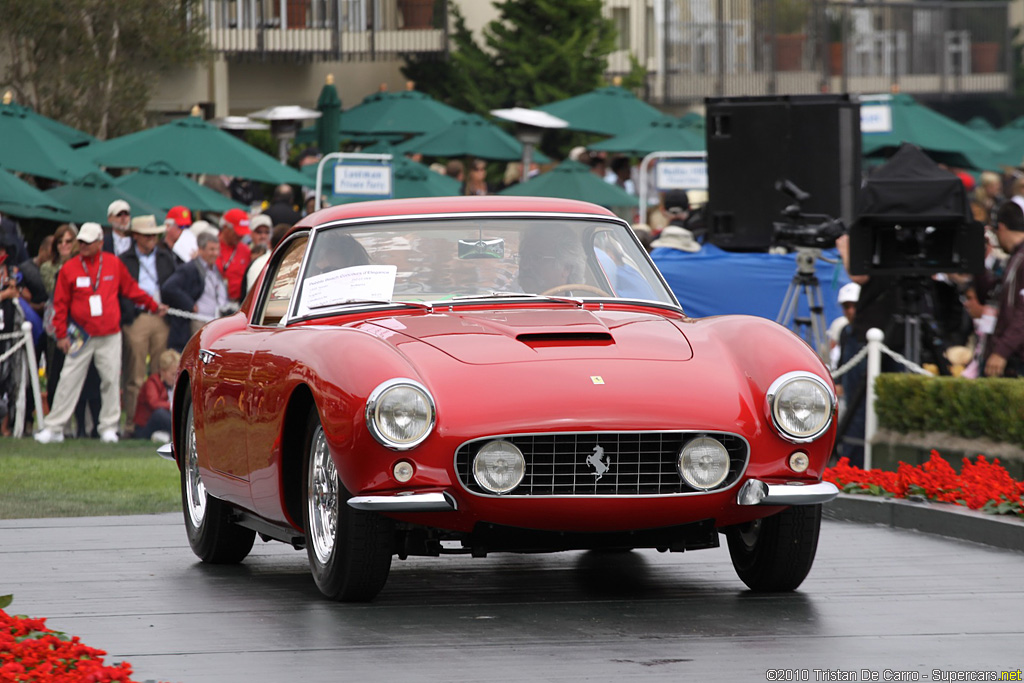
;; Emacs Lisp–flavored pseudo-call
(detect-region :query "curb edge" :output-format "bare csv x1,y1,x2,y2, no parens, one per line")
823,493,1024,553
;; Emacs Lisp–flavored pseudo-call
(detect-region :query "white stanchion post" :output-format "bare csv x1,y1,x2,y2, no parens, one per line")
21,322,44,431
864,327,884,471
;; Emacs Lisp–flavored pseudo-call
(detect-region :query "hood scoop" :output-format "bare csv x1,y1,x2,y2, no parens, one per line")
516,331,613,348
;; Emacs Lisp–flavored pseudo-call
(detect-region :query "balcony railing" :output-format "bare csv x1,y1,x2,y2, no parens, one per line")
203,0,448,60
603,0,1012,106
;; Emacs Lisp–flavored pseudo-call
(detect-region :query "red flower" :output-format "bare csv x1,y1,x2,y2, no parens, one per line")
824,450,1024,518
1,607,169,683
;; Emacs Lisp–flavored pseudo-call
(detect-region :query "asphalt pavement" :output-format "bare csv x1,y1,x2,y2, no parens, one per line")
1,508,1022,683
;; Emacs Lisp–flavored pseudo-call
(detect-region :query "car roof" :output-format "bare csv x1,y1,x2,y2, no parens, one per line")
295,195,620,229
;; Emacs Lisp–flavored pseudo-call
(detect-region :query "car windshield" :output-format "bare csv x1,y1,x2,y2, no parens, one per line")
292,217,676,317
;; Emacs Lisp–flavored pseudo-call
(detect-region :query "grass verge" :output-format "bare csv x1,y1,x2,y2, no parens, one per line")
0,438,179,519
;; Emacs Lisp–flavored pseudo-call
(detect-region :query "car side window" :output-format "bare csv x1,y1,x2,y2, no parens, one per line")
255,236,308,326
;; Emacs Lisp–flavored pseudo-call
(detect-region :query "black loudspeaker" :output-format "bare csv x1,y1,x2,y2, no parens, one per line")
705,94,861,251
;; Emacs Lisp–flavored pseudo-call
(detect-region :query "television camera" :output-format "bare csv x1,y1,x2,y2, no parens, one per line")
772,179,847,250
771,180,845,361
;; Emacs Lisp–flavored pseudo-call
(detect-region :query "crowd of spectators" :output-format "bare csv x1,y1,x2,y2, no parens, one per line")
0,185,311,441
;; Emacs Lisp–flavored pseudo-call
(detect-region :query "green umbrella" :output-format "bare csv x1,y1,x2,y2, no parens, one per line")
339,88,467,136
113,161,246,214
41,172,163,224
315,75,342,155
304,149,460,203
0,166,71,219
0,98,105,182
79,113,312,186
0,97,95,148
536,85,666,137
395,113,551,162
499,159,639,207
589,116,706,156
860,93,1007,171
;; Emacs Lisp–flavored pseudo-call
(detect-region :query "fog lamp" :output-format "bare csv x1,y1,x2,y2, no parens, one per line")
473,440,525,494
678,436,730,490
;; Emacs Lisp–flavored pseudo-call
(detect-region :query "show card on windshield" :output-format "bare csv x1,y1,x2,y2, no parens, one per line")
300,265,398,315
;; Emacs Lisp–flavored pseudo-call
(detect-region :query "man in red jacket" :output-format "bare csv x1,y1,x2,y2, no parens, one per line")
217,208,251,302
34,222,168,444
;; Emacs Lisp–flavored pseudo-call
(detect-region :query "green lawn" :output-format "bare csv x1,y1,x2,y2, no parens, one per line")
0,438,180,519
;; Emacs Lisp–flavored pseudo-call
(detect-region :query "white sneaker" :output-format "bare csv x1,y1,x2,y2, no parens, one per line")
100,430,119,444
33,428,64,444
150,431,171,444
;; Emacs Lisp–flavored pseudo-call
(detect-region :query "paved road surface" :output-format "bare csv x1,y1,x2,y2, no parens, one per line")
1,513,1022,683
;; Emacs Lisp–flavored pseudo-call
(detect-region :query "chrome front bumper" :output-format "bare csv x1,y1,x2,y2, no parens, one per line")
348,491,457,512
737,479,839,506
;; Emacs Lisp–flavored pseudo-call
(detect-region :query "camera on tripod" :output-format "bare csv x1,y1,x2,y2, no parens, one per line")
848,144,983,277
772,179,847,250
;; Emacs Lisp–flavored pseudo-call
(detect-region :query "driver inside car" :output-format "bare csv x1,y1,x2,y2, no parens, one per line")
517,228,588,295
308,231,371,277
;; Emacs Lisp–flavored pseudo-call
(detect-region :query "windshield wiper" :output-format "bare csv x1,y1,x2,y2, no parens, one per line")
308,299,434,312
449,292,585,307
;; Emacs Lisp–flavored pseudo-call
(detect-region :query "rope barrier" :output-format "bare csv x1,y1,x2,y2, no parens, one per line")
0,336,26,364
164,307,214,323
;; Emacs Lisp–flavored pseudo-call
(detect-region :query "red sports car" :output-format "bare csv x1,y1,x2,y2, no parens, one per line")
169,196,838,601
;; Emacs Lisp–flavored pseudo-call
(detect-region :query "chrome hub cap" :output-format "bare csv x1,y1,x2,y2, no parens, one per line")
308,426,338,565
184,412,207,528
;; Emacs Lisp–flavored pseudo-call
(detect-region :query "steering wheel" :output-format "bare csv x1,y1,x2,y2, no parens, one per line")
542,283,612,297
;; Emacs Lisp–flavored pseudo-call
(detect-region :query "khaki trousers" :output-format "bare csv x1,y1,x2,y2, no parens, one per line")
44,332,123,435
122,313,169,424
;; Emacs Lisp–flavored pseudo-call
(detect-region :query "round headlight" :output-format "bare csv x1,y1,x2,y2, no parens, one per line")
473,440,525,494
768,372,834,443
366,379,435,450
678,436,730,490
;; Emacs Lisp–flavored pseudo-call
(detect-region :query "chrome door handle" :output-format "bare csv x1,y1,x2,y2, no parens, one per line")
198,349,220,365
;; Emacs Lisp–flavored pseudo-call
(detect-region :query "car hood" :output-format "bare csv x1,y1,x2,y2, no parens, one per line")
358,307,693,365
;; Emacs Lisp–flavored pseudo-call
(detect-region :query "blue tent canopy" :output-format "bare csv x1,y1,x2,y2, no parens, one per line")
651,244,852,327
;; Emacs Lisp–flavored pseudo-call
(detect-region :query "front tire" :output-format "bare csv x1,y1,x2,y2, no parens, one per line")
180,401,255,564
726,504,822,592
304,409,393,601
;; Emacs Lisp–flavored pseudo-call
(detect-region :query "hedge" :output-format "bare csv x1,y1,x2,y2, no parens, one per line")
874,374,1024,448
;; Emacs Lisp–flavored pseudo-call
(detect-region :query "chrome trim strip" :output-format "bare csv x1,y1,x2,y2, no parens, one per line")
761,481,839,505
347,491,456,512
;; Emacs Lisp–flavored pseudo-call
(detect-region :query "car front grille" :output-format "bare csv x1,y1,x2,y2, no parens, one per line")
455,431,748,497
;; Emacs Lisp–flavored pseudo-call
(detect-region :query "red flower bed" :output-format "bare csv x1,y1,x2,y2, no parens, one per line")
1,598,164,683
824,450,1024,518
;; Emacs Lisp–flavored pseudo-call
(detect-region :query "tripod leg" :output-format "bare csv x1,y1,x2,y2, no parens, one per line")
777,281,800,327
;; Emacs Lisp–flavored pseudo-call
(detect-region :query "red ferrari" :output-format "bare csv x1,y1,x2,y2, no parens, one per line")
168,196,838,601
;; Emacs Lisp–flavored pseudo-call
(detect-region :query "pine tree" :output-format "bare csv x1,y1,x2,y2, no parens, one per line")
402,0,618,115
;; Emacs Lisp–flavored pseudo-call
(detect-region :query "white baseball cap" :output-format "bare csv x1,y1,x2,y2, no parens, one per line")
107,199,131,216
838,282,861,305
77,222,104,244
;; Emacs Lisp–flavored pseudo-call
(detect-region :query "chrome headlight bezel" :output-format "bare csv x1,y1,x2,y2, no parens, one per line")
365,378,436,450
766,371,836,443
